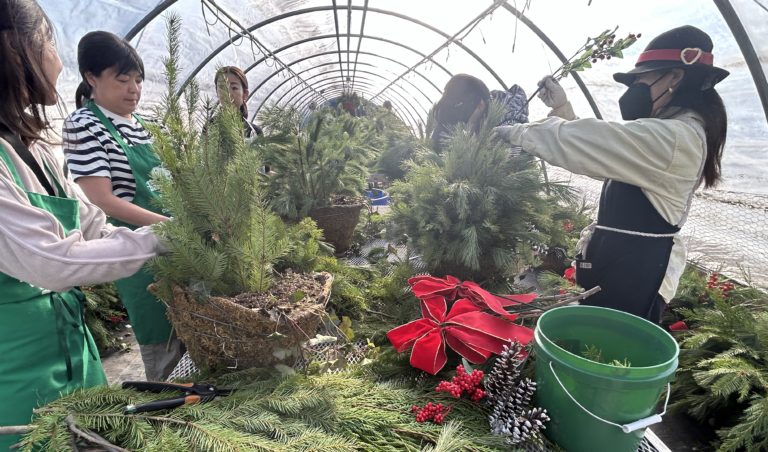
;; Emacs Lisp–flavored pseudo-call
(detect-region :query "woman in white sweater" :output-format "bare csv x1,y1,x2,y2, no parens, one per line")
0,0,165,447
497,26,729,322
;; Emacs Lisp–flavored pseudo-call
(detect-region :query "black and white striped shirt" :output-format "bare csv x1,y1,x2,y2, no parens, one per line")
62,105,152,201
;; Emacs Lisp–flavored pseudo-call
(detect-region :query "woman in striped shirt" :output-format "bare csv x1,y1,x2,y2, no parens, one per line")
62,31,183,381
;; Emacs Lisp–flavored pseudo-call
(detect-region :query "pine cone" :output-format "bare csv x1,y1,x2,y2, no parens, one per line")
486,341,549,447
485,341,524,402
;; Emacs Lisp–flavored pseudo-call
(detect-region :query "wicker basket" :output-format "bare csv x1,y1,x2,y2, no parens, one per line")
164,272,333,371
309,203,364,252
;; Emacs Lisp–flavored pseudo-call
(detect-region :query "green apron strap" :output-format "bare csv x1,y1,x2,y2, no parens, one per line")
50,293,75,380
86,101,133,151
133,114,149,129
43,161,67,198
0,142,26,189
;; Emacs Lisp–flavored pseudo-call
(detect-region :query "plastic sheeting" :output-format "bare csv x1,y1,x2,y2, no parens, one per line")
40,0,767,193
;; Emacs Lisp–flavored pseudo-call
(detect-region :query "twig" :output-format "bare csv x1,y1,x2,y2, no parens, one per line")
517,286,602,318
364,308,396,319
500,286,602,315
0,426,33,435
65,415,129,452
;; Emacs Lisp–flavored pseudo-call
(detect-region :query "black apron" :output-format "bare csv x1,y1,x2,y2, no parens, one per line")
575,180,678,322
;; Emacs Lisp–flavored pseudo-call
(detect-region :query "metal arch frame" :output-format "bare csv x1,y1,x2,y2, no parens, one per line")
296,87,416,131
713,0,768,123
282,75,423,131
345,0,353,83
128,1,596,117
253,62,433,119
370,1,506,101
350,0,370,92
330,0,346,84
245,49,444,109
283,76,422,130
295,87,400,118
297,87,408,120
180,33,453,99
269,69,427,119
124,0,768,126
500,2,602,119
290,79,418,131
123,0,178,40
173,5,506,96
238,34,452,115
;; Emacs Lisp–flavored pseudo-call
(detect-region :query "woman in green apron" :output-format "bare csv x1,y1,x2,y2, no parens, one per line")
0,1,167,448
63,31,183,381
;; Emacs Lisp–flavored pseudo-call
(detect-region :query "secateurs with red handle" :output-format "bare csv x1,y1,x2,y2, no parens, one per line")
121,381,232,414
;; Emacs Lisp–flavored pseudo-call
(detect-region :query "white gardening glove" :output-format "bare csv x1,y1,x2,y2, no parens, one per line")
537,76,576,120
538,76,567,108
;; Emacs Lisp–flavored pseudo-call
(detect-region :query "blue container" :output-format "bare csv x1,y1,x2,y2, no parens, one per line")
365,189,390,206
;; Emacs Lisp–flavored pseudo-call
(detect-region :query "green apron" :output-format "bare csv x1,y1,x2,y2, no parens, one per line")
87,102,172,346
0,144,106,451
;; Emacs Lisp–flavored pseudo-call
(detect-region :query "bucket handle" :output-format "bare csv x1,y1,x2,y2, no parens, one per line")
549,361,671,433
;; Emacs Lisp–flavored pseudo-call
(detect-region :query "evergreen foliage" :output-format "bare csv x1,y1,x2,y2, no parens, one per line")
22,371,510,451
145,15,289,297
669,267,768,451
257,106,375,220
389,101,569,282
81,284,125,353
368,108,418,181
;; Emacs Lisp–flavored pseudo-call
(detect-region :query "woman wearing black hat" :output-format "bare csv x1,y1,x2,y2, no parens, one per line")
496,25,729,322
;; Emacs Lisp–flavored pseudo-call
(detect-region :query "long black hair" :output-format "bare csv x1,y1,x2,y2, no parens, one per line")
75,31,144,108
0,0,56,144
668,69,727,188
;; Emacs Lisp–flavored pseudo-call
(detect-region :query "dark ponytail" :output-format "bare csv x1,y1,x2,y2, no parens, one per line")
668,70,727,188
699,88,726,188
75,82,91,108
76,31,144,107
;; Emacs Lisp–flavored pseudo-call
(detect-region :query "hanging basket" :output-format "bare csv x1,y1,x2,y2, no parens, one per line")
309,203,364,252
163,272,333,371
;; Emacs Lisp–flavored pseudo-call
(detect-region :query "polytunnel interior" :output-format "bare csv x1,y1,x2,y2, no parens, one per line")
38,0,768,288
43,0,768,175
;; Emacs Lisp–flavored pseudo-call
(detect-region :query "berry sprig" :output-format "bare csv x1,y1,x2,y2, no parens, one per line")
588,32,642,63
435,365,486,402
411,402,451,424
706,272,735,298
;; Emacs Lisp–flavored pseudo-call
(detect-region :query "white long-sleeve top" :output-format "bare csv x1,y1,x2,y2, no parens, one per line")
495,108,707,301
0,137,164,293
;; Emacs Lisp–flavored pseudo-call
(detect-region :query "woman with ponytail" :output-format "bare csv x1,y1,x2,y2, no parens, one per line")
496,26,729,322
0,2,166,446
62,31,183,381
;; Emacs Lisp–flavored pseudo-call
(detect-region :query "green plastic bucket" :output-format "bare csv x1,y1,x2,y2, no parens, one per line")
534,306,678,452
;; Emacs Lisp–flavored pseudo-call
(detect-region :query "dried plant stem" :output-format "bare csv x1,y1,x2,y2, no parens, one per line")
0,426,32,436
65,415,129,452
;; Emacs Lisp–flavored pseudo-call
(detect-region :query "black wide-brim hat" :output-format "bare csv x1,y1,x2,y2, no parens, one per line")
614,25,729,89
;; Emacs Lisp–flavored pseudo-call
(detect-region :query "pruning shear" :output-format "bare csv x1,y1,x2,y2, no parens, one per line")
121,381,233,414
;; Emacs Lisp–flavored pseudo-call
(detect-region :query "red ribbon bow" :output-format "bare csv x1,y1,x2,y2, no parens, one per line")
407,275,537,319
387,295,534,374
